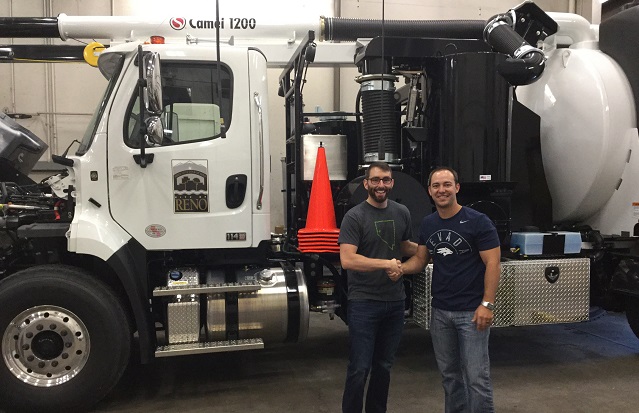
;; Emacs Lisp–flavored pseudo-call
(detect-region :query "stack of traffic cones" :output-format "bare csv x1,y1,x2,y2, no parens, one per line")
297,144,340,253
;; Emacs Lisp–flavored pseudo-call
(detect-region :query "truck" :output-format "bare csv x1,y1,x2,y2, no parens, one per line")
0,1,638,411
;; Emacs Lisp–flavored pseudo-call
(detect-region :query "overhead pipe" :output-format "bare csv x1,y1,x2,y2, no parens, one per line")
0,2,556,86
0,15,486,43
0,17,60,38
0,7,550,50
322,17,486,42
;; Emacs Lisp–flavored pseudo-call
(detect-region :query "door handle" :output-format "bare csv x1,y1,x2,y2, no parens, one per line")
253,92,264,210
226,174,247,209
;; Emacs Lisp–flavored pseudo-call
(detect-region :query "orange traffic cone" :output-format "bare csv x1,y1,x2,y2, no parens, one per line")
297,144,340,253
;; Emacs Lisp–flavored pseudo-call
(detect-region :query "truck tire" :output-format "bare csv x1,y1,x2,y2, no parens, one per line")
0,265,131,412
626,297,639,340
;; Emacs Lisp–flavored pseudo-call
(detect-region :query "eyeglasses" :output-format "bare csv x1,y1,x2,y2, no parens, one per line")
367,177,393,184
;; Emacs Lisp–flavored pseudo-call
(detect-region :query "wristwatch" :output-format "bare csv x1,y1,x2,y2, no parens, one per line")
481,301,495,311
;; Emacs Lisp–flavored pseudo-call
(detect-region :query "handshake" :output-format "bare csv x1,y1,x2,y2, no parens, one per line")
385,259,404,282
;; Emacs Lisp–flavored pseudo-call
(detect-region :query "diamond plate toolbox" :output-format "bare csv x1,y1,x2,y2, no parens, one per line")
167,300,200,344
166,268,200,344
411,258,590,329
412,269,431,329
494,258,590,326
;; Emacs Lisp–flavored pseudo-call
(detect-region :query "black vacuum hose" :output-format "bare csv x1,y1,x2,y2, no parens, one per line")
323,17,486,41
484,13,546,85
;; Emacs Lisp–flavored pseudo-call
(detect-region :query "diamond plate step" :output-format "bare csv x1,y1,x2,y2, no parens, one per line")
153,281,261,296
155,338,264,357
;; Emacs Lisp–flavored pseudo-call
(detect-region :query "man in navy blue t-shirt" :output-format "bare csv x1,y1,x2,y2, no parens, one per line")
403,167,501,413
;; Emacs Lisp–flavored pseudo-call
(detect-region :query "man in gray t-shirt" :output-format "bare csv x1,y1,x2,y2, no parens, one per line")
339,199,412,301
338,161,416,413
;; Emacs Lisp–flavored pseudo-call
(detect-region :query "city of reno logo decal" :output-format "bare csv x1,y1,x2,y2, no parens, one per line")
172,160,209,213
170,17,187,30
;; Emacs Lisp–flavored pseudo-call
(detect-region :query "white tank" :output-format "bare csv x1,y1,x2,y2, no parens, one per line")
517,44,636,223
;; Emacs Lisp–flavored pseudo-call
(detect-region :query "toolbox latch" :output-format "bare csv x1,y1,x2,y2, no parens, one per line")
544,266,560,283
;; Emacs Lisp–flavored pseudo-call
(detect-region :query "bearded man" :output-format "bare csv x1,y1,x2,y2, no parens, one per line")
338,161,417,413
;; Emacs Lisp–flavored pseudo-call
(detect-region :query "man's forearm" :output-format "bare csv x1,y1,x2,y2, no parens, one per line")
401,245,429,274
402,255,426,275
482,261,500,302
400,240,418,257
342,254,396,273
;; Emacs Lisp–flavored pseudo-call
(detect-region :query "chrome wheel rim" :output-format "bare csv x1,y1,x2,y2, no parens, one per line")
2,305,90,387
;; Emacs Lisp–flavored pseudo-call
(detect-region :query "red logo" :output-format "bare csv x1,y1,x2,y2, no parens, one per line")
170,17,186,30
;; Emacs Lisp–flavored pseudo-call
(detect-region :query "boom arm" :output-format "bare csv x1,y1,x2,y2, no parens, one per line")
0,2,557,67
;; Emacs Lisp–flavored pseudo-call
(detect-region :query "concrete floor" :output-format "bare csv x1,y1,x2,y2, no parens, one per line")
89,310,639,413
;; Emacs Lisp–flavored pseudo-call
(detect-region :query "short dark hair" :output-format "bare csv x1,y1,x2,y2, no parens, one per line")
365,161,392,179
428,166,459,186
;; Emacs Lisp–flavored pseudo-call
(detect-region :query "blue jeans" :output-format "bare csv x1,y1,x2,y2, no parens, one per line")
342,299,405,413
430,307,495,413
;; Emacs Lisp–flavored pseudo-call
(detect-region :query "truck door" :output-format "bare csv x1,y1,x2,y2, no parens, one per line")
107,47,258,250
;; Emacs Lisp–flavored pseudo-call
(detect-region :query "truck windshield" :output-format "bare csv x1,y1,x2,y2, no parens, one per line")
76,54,125,156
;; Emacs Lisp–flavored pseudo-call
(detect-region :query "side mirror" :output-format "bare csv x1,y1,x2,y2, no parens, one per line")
144,53,163,115
145,116,164,145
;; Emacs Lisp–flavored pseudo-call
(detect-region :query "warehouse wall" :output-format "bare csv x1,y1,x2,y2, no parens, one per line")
0,0,587,227
0,0,111,165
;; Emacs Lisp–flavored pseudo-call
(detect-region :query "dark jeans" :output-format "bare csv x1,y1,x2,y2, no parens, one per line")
430,307,495,413
342,299,405,413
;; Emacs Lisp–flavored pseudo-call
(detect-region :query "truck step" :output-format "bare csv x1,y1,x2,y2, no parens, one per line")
155,338,264,357
153,281,261,296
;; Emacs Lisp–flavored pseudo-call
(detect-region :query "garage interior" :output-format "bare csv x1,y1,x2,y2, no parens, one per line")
1,1,639,412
